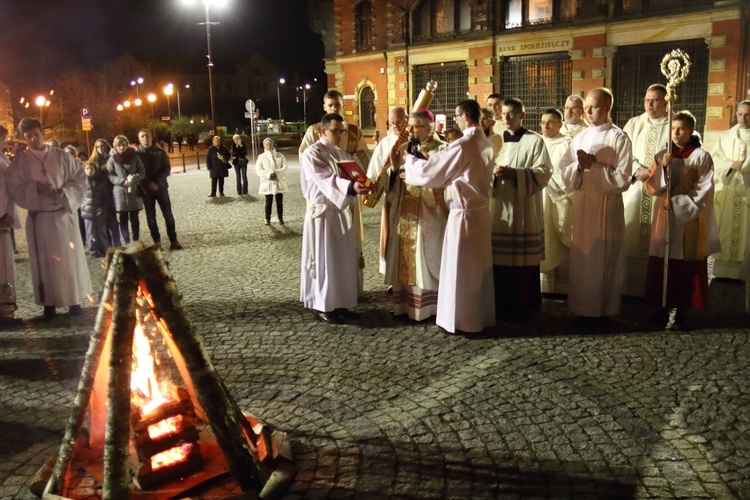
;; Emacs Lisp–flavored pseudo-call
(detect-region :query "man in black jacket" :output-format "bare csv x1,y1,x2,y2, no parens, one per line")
137,129,182,250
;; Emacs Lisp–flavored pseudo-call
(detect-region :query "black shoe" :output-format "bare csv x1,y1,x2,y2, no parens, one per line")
208,194,216,198
220,193,225,196
314,310,341,323
649,308,670,329
169,241,183,250
68,305,83,316
334,308,359,320
278,219,285,225
43,306,57,321
672,309,691,331
264,220,270,226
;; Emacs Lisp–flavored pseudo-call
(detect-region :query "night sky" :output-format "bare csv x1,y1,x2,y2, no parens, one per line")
0,0,325,93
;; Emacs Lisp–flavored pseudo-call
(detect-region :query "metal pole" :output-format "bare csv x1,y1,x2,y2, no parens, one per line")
182,153,186,173
166,96,171,119
196,150,201,170
277,85,282,120
205,1,217,136
177,89,181,121
303,88,307,125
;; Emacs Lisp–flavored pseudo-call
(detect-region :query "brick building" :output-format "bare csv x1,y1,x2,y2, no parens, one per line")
309,0,749,148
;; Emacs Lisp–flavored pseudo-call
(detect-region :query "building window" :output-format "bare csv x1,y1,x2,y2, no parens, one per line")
359,86,376,130
413,61,469,129
500,52,572,128
414,0,472,39
356,0,373,51
612,39,709,134
505,0,575,28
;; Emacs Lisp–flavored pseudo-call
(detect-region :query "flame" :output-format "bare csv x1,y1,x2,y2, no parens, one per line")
151,443,192,471
147,415,183,440
130,288,175,414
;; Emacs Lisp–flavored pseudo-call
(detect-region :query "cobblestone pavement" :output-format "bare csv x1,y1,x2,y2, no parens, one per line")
1,148,748,499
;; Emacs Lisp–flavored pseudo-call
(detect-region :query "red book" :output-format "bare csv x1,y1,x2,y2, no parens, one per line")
337,161,376,189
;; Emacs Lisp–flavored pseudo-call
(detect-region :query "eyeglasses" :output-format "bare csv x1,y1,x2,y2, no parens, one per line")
327,128,345,136
453,113,464,121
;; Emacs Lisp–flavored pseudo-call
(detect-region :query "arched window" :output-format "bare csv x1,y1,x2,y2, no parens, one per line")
359,87,375,130
356,0,373,50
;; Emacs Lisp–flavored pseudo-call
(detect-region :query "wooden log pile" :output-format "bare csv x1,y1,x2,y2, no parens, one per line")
37,243,295,500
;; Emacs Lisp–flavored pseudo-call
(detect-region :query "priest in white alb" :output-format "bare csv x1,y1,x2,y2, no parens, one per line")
6,118,92,321
539,108,573,295
711,100,750,279
561,88,632,319
366,107,407,275
300,113,371,324
0,125,18,320
490,98,551,319
622,84,671,296
402,100,495,334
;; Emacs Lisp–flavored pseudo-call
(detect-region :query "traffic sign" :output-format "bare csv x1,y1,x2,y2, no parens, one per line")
81,108,91,119
245,99,256,113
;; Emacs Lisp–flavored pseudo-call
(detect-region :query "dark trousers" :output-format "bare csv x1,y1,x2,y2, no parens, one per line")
210,177,225,196
265,194,284,221
235,165,249,194
118,210,140,243
143,189,177,244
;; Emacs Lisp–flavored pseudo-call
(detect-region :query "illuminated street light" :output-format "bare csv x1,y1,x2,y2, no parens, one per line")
299,83,311,124
176,83,189,120
147,93,157,118
277,77,285,120
117,104,124,111
35,95,50,122
164,83,174,119
123,100,132,108
130,76,144,97
182,0,226,134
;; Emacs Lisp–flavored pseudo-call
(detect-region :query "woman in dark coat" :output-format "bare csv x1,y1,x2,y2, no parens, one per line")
206,135,230,197
230,134,249,195
105,135,145,243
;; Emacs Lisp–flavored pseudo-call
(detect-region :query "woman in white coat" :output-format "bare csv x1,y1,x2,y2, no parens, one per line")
255,138,288,225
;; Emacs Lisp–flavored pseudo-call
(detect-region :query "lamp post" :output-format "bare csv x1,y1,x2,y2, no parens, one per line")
183,0,224,134
147,93,157,119
173,83,189,120
35,95,50,123
277,77,285,120
130,76,144,97
164,84,173,119
301,83,310,124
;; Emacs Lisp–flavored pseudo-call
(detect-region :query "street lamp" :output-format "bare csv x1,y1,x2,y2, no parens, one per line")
177,84,189,120
130,76,144,97
300,83,310,124
35,95,50,122
164,84,173,119
277,77,285,120
183,0,226,134
147,93,157,119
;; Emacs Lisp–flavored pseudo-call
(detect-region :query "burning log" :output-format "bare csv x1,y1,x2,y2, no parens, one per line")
134,245,264,492
103,251,139,499
131,387,194,432
134,416,200,461
134,443,205,491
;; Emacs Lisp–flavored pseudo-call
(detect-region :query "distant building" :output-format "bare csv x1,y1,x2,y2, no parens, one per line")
309,0,750,148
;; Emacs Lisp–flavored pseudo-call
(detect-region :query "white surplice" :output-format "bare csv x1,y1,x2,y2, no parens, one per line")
563,121,588,139
300,139,359,313
6,146,93,307
645,146,720,259
300,122,370,291
490,129,551,267
561,122,632,317
622,113,670,295
405,126,495,333
540,133,573,293
711,125,750,278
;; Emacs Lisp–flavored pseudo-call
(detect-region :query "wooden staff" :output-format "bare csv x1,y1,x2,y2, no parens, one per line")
659,49,691,307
